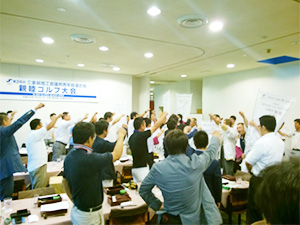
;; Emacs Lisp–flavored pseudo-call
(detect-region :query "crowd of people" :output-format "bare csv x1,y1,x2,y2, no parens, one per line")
0,103,299,225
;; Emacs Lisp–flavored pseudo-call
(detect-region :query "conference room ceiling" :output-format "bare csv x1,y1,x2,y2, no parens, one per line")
1,0,299,83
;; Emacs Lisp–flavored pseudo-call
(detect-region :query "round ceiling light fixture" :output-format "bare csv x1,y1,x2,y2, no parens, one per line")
147,6,161,16
177,14,208,28
42,37,54,44
70,34,95,44
35,59,44,63
144,52,154,58
99,46,109,51
226,64,235,68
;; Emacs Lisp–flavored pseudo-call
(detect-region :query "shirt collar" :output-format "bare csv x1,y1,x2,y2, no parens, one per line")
74,144,93,154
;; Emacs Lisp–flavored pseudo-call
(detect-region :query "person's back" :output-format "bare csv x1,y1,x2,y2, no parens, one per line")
26,125,48,178
186,149,221,205
63,122,127,225
186,130,222,206
64,146,112,209
140,129,222,225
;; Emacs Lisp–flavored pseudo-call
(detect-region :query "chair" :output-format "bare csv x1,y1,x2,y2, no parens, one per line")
222,188,248,224
18,187,56,199
12,179,26,200
109,204,148,225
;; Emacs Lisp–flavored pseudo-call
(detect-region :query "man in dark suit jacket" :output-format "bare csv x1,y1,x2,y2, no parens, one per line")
0,103,44,200
186,130,222,207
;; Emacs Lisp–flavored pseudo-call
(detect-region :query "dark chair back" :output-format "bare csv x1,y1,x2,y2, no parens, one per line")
229,188,248,212
109,204,148,225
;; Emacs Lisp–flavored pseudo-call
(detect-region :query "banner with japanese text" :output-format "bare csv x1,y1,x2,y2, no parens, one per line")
252,90,296,131
0,77,98,102
176,93,193,120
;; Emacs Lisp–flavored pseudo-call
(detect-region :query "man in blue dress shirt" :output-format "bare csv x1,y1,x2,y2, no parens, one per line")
140,129,222,224
0,103,44,200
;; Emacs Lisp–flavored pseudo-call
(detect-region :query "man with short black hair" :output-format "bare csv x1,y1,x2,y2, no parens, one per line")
52,112,88,161
127,109,151,138
63,122,124,225
140,129,222,224
0,103,44,200
103,111,125,142
186,130,222,207
245,115,284,224
93,120,127,187
104,111,124,126
26,114,61,188
230,115,237,127
255,161,300,225
129,112,167,182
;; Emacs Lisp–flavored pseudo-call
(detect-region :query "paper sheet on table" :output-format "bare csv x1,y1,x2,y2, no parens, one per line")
222,178,230,184
40,201,69,212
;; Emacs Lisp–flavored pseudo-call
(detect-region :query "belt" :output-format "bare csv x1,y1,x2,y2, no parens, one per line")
77,204,102,212
292,149,300,151
56,141,67,146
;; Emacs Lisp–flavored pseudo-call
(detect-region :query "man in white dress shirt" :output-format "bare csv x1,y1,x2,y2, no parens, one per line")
278,118,300,159
221,119,236,175
43,113,56,146
26,114,61,188
245,115,284,224
52,112,87,161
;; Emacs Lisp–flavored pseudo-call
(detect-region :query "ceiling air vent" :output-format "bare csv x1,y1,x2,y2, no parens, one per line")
70,34,95,44
177,14,208,28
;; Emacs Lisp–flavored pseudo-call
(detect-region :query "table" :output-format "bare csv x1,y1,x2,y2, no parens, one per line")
221,179,249,208
1,194,73,225
114,158,133,174
14,161,64,186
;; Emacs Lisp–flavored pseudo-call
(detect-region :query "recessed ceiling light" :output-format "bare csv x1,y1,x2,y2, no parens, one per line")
209,21,223,32
144,52,154,58
150,92,154,95
181,74,187,78
113,66,120,71
77,63,85,67
150,88,153,91
147,6,161,16
57,7,66,12
35,59,44,63
177,14,208,29
226,64,235,68
70,34,95,44
99,46,109,51
42,37,54,44
150,81,155,84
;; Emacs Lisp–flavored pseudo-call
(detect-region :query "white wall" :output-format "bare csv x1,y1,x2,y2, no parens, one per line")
154,80,202,117
190,80,202,113
0,63,133,145
132,76,150,114
202,61,300,130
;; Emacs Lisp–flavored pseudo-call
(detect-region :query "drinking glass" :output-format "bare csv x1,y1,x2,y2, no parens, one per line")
4,197,12,212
